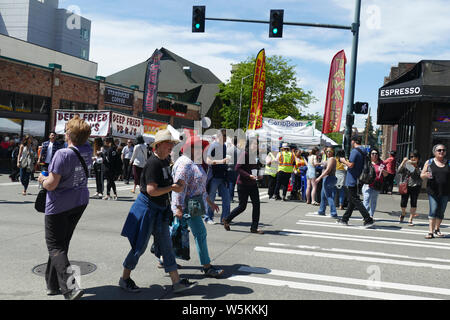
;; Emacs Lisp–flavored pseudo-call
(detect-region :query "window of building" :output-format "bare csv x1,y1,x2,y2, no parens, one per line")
80,28,89,41
15,93,33,113
0,90,14,112
33,96,51,114
81,48,88,60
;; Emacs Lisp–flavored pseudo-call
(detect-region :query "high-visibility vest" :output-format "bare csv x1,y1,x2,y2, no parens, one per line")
278,151,294,173
265,152,278,177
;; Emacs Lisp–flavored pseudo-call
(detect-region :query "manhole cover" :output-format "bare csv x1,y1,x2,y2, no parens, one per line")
32,261,97,277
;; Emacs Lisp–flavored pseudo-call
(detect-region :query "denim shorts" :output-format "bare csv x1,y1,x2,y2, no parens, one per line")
428,194,448,220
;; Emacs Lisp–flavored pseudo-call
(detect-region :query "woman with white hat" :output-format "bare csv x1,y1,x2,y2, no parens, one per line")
119,129,198,294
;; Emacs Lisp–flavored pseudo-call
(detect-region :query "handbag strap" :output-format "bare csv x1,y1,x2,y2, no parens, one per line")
69,147,89,178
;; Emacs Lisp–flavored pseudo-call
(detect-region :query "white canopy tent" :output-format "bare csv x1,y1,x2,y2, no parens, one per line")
246,116,338,148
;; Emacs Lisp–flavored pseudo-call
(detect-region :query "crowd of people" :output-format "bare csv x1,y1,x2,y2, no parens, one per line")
3,118,449,300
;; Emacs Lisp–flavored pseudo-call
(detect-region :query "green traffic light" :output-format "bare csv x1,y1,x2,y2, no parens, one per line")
195,23,200,29
273,28,278,34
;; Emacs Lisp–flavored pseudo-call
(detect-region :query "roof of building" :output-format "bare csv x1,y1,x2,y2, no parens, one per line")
106,47,222,116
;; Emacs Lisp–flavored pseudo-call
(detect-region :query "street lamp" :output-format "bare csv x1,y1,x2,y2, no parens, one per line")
238,73,253,130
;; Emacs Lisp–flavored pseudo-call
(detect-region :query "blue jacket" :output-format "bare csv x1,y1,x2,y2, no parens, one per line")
121,193,170,254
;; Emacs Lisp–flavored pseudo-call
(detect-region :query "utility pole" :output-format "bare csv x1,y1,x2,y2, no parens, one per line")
344,0,362,157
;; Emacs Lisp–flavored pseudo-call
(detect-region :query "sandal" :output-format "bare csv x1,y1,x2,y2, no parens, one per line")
312,201,320,206
408,221,414,226
425,233,434,239
434,229,445,238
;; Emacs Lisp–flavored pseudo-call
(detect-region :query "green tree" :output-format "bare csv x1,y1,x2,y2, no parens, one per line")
217,55,317,129
363,113,378,147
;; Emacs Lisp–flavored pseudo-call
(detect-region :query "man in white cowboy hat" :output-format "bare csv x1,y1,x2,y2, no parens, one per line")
120,129,198,294
274,142,295,201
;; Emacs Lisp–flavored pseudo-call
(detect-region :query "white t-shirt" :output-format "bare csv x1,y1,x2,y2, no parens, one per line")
45,142,53,164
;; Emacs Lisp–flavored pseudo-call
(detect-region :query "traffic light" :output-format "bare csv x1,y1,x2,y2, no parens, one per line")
192,6,205,32
269,9,284,38
353,102,369,114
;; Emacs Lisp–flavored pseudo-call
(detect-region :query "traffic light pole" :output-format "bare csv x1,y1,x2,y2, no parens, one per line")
344,0,362,158
196,1,362,157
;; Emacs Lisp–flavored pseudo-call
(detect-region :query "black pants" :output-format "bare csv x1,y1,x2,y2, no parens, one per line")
274,171,291,199
105,170,117,196
401,185,421,208
383,174,395,193
45,205,87,294
267,175,277,198
226,184,260,231
122,158,131,182
94,163,104,194
341,186,372,223
9,160,19,181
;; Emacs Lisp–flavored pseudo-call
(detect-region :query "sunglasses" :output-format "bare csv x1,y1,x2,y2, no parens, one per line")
436,149,446,153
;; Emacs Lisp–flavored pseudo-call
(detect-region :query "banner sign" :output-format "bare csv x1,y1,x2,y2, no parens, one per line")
104,87,134,108
262,118,315,136
143,118,167,136
111,113,143,139
248,49,266,131
322,50,347,134
143,49,163,113
54,110,110,137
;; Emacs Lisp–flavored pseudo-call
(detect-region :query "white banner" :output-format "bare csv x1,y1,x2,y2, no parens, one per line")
111,112,143,139
54,110,110,137
262,117,316,136
247,117,320,146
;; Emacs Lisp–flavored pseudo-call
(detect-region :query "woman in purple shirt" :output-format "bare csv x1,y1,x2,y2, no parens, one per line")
38,115,92,300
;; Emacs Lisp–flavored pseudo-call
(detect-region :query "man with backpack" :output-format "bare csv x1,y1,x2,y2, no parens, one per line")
336,135,375,228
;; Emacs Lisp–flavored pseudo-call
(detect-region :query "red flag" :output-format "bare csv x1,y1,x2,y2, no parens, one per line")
248,49,266,130
322,50,347,134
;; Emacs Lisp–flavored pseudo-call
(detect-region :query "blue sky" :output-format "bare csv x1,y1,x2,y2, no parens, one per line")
59,0,450,130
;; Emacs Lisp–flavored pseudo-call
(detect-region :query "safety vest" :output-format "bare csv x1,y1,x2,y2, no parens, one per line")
278,151,294,173
265,152,278,177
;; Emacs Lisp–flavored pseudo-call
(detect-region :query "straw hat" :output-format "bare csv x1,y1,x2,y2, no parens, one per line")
151,129,180,148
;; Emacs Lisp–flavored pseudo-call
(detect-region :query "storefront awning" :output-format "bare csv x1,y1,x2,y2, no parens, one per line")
378,60,450,125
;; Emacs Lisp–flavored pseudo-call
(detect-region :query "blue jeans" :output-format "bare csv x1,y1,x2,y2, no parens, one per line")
318,176,337,217
181,215,210,266
428,194,448,220
362,184,380,217
206,177,230,222
123,196,177,273
336,187,345,206
20,168,31,191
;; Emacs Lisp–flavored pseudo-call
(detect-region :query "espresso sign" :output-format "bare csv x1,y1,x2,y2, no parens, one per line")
104,87,134,108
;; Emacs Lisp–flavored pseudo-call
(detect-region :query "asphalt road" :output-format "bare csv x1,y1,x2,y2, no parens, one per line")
1,174,450,301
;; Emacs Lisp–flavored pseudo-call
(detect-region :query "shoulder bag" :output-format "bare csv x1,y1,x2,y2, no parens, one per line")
35,147,89,213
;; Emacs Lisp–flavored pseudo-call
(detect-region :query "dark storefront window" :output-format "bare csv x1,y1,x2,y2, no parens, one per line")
60,99,98,111
0,90,14,111
33,96,51,114
14,93,33,113
396,105,416,160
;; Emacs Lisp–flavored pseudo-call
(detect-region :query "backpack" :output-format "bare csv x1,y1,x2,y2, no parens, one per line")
356,148,376,185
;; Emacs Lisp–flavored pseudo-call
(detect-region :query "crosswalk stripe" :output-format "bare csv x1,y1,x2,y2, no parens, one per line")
228,274,438,300
297,219,430,235
254,246,450,270
237,266,450,296
281,229,450,250
268,242,450,266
